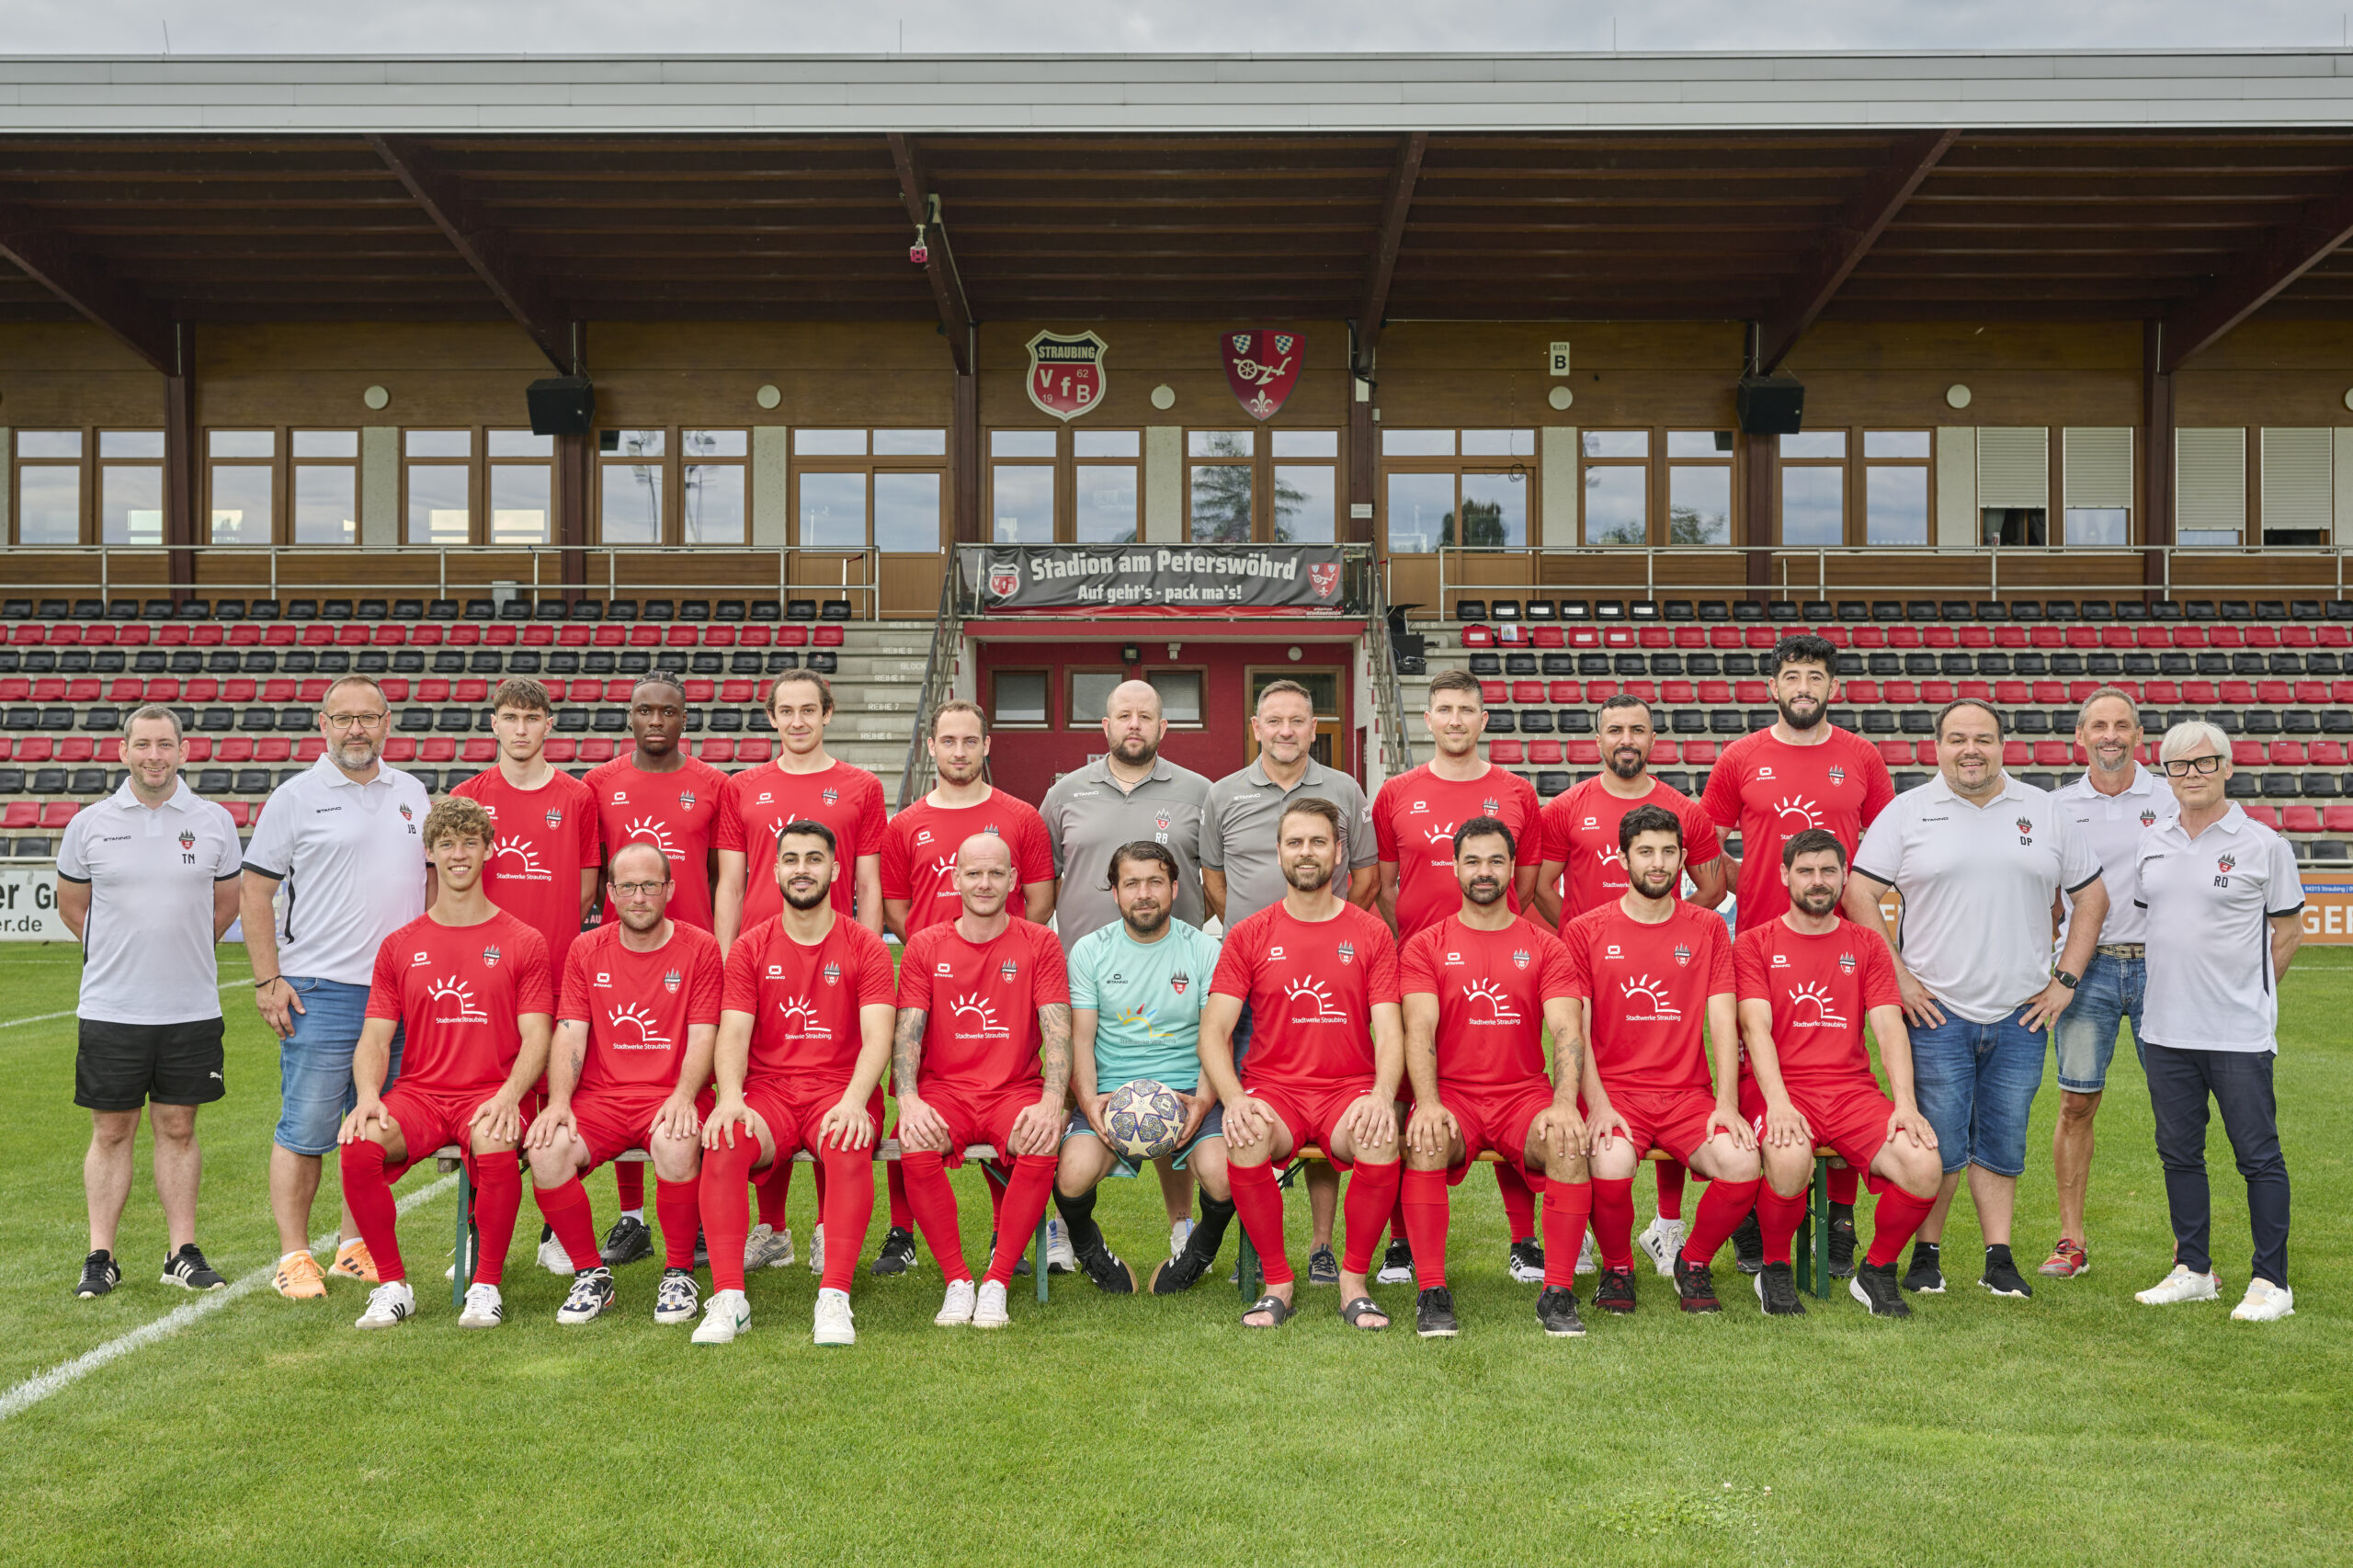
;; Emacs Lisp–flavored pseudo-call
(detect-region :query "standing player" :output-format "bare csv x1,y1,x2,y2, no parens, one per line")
525,842,725,1327
1200,798,1405,1332
1398,817,1593,1338
1699,632,1893,1275
697,821,896,1346
1562,804,1761,1313
892,834,1074,1330
452,676,599,983
336,798,552,1330
1735,830,1943,1318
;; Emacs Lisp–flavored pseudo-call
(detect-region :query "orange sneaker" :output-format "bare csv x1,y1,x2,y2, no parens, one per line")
273,1250,327,1300
330,1240,380,1285
2039,1238,2089,1278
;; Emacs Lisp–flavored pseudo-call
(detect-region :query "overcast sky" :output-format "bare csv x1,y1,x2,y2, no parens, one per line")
10,0,2353,55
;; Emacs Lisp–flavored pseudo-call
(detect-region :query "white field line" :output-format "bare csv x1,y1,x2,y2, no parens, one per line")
0,1172,458,1422
0,978,243,1030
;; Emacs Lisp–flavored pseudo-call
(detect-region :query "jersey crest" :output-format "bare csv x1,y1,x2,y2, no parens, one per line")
2140,808,2157,827
999,958,1019,982
400,803,413,822
1482,796,1499,816
2016,816,2034,845
545,807,563,829
1827,765,1847,786
1672,942,1692,967
678,790,697,809
1170,970,1189,994
823,961,842,986
1510,948,1530,971
1837,951,1857,973
823,787,840,806
1336,940,1356,966
482,944,502,969
663,968,682,994
177,828,196,850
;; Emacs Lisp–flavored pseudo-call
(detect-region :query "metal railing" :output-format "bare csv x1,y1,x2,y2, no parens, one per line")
896,562,967,810
1361,558,1417,783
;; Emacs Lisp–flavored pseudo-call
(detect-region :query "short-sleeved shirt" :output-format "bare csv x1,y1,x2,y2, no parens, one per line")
2053,765,2176,949
1210,900,1400,1091
1540,775,1723,925
1039,756,1212,952
1559,901,1736,1095
557,920,725,1094
1853,773,2104,1025
244,756,432,987
1372,762,1545,938
56,778,243,1025
585,754,732,931
897,917,1072,1099
2135,806,2305,1054
365,909,552,1099
880,790,1058,936
1199,757,1377,930
1398,915,1576,1091
715,758,888,930
1733,915,1901,1089
722,915,898,1096
451,766,600,979
1700,725,1894,932
1067,917,1223,1093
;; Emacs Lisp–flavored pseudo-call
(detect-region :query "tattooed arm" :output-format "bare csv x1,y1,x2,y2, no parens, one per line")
1011,1002,1074,1158
891,1007,949,1152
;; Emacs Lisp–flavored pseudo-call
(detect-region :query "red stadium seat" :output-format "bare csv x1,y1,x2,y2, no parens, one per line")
1649,740,1679,764
97,738,121,763
1882,680,1917,704
2178,681,2217,705
813,627,846,647
2029,627,2063,648
521,625,554,647
2143,681,2179,704
80,626,114,646
15,738,50,764
1918,626,1951,649
410,626,444,647
1920,680,1953,704
1698,681,1732,703
416,679,450,703
2280,625,2313,648
420,739,456,763
142,678,180,701
298,679,330,703
1623,680,1657,702
1877,741,1910,765
683,680,715,703
2031,681,2066,705
736,740,773,764
2219,681,2255,705
2102,627,2136,649
1552,680,1584,703
39,802,77,828
2065,627,2098,649
371,626,407,645
222,801,253,827
738,626,772,648
2319,626,2351,648
0,678,24,702
256,739,290,763
59,739,93,763
557,626,590,647
6,625,44,645
66,678,99,702
2030,740,2070,766
1488,739,1526,765
1530,627,1564,649
185,678,218,702
2243,803,2280,829
2335,682,2353,704
1959,627,1991,649
628,626,661,647
296,737,326,761
719,681,756,704
1745,629,1777,650
483,625,517,647
2256,681,2291,705
778,626,810,648
2003,742,2030,766
1994,627,2028,649
381,738,417,762
299,625,332,647
1851,627,1886,649
379,678,410,702
1510,681,1543,704
2269,743,2307,767
696,738,734,764
2210,626,2245,649
2325,804,2353,834
460,739,496,763
1845,680,1881,703
256,679,293,703
1709,628,1742,649
30,678,64,702
2297,681,2332,705
1529,740,1566,765
2174,627,2209,649
578,740,616,763
593,626,625,647
2313,743,2348,767
335,626,368,646
454,680,488,703
544,739,576,763
2244,625,2278,649
604,679,634,703
1735,681,1768,704
1683,741,1718,764
105,677,141,702
1,802,38,830
1673,628,1707,648
216,738,253,763
2282,805,2322,834
222,679,257,703
1639,627,1672,649
2231,742,2264,767
181,737,210,762
1568,740,1601,765
1586,680,1620,703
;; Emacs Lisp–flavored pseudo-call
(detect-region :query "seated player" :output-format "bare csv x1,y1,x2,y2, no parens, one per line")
1736,829,1943,1318
1199,798,1404,1332
1562,803,1761,1313
525,841,725,1327
696,821,895,1346
1055,840,1232,1296
1399,816,1594,1338
337,798,553,1330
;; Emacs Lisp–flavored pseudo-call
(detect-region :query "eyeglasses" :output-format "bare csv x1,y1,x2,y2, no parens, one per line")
2160,755,2224,777
323,711,389,731
611,881,670,898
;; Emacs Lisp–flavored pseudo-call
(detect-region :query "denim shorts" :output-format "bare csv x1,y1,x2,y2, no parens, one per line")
1909,1002,2047,1178
2052,951,2146,1095
274,976,403,1157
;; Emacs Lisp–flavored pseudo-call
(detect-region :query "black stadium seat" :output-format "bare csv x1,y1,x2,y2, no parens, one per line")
434,710,470,733
69,768,108,795
323,598,354,619
748,600,781,622
142,598,174,619
644,599,676,622
1536,771,1571,797
198,768,233,794
233,769,271,794
32,767,67,793
0,767,19,792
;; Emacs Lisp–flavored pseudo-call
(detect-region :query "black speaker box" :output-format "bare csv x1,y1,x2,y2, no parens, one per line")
526,376,596,437
1735,375,1805,436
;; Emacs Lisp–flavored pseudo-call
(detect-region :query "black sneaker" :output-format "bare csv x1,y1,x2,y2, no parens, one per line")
1730,1210,1765,1274
1507,1238,1546,1284
1980,1254,2035,1299
870,1225,918,1277
987,1231,1032,1278
160,1243,225,1290
1753,1260,1805,1316
556,1266,617,1324
1415,1286,1460,1338
1826,1209,1859,1279
1075,1241,1136,1294
1849,1262,1913,1318
1306,1245,1340,1286
1595,1267,1638,1313
1149,1250,1211,1295
1375,1237,1415,1286
1536,1285,1587,1336
1902,1242,1946,1294
75,1249,120,1299
693,1232,710,1270
1674,1255,1722,1313
599,1214,654,1267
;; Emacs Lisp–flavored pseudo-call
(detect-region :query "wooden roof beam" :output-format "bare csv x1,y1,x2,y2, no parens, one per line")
2160,180,2353,369
0,201,176,370
1352,131,1427,373
367,134,570,372
1754,129,1958,373
888,132,974,375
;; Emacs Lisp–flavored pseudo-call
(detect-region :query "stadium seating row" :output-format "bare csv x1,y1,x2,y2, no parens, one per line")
2,596,854,625
3,621,847,650
1452,595,2353,625
1459,621,2353,651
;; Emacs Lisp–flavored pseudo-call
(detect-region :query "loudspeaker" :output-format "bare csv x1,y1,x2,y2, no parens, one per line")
1734,375,1805,436
526,376,596,437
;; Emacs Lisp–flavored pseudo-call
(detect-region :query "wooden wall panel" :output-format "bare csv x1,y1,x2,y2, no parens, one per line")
0,323,164,426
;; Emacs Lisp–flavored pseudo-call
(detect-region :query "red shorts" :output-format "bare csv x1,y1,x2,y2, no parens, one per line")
381,1083,519,1179
743,1082,887,1165
899,1081,1043,1165
1243,1077,1380,1171
1601,1084,1721,1165
1738,1075,1894,1193
1438,1079,1557,1186
570,1085,716,1168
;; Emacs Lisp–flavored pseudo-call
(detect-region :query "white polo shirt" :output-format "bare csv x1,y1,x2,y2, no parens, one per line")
56,778,244,1025
1853,771,2104,1024
2053,764,2176,949
243,756,432,987
2134,805,2304,1053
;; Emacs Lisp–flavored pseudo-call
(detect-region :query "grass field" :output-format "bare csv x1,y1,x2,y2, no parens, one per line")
0,940,2346,1567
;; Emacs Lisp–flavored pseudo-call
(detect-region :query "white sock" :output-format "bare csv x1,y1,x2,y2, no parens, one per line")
621,1208,644,1222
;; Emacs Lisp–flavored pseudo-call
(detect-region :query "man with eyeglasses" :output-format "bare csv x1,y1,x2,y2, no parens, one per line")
243,675,433,1301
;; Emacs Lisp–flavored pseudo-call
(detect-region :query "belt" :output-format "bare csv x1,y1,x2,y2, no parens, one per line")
2096,943,2145,959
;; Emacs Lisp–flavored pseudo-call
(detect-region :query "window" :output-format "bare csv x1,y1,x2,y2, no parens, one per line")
1146,668,1204,725
1273,428,1340,543
990,669,1049,727
14,430,84,544
99,430,165,546
2060,426,2131,548
681,429,747,545
2260,427,2332,547
990,428,1057,544
1581,430,1648,546
1384,428,1533,551
1188,430,1254,542
1074,428,1140,545
1069,668,1122,726
597,428,663,544
208,430,275,545
2177,427,2245,547
1864,430,1932,545
291,430,359,545
405,429,473,545
1779,432,1844,547
1666,430,1733,545
1977,426,2050,547
1190,427,1340,544
793,427,947,553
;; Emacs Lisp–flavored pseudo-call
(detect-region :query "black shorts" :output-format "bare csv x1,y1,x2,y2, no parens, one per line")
74,1017,227,1113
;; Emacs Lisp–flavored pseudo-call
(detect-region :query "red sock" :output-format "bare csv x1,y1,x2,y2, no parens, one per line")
886,1158,913,1231
699,1136,758,1293
468,1151,523,1287
1655,1160,1687,1221
1342,1158,1404,1278
756,1158,792,1230
1541,1176,1594,1290
1828,1165,1859,1207
812,1153,830,1219
614,1161,645,1214
1592,1176,1637,1272
983,1154,1056,1289
1495,1160,1539,1243
532,1175,602,1272
338,1140,406,1284
1679,1176,1762,1267
1756,1183,1809,1267
1390,1187,1410,1249
655,1176,700,1270
1227,1158,1293,1287
1866,1185,1938,1268
899,1149,972,1282
817,1144,875,1294
1400,1167,1450,1290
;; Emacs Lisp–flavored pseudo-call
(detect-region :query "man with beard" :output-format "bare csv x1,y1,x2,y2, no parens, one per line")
1040,679,1211,953
1700,633,1893,1275
451,677,601,983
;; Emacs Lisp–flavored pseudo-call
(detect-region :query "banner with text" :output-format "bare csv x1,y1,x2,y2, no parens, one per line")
968,545,1351,614
0,865,65,940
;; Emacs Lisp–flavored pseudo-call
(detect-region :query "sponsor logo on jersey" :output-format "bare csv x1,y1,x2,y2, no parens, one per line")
1757,766,1776,780
1336,940,1356,966
1444,949,1464,966
1771,953,1790,968
482,945,502,969
606,1002,672,1048
623,817,680,856
949,992,1008,1038
1268,945,1286,960
426,975,490,1023
767,964,785,979
915,828,933,846
1787,981,1848,1026
1281,976,1351,1024
1773,795,1823,829
823,961,841,986
1462,977,1521,1024
779,994,833,1039
1618,973,1680,1021
413,950,431,965
663,968,682,994
1510,948,1530,970
1605,944,1623,960
594,971,612,987
936,961,953,975
1423,822,1457,848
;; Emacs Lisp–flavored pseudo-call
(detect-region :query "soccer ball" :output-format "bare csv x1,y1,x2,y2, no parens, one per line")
1103,1079,1189,1164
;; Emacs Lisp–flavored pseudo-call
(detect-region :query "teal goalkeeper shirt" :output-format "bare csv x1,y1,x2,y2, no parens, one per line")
1067,917,1223,1095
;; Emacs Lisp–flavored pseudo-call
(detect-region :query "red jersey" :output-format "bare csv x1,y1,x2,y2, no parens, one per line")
585,755,731,931
722,915,897,1096
1210,900,1401,1091
879,790,1057,936
451,766,599,976
365,910,552,1098
1733,916,1900,1089
1540,776,1723,925
1398,915,1577,1091
1372,762,1545,937
896,917,1070,1100
715,758,888,930
1558,901,1735,1095
557,921,724,1094
1699,725,1893,932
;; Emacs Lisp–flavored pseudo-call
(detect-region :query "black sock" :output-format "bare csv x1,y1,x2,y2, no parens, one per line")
1052,1187,1105,1256
1913,1239,1939,1257
1187,1195,1236,1264
1985,1243,2014,1268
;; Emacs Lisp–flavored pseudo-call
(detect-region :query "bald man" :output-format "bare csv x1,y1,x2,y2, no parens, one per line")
1039,679,1212,956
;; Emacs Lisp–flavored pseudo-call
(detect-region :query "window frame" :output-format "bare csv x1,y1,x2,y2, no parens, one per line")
288,428,362,548
11,428,89,547
986,665,1053,731
1575,427,1652,548
591,425,753,548
1664,428,1736,548
1860,428,1935,548
791,427,949,554
1381,427,1539,553
402,427,480,549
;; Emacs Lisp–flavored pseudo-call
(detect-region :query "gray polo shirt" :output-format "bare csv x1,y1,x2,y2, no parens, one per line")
2054,764,2176,949
1199,756,1377,929
1039,755,1212,953
56,778,244,1025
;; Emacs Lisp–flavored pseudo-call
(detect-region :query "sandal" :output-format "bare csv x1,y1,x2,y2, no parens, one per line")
1340,1295,1391,1332
1241,1293,1293,1329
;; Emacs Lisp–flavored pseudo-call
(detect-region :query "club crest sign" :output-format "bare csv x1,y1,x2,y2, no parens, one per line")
1025,330,1107,421
1222,330,1303,420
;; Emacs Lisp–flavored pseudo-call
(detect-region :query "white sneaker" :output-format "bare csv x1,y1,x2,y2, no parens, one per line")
813,1287,856,1346
654,1268,699,1325
692,1289,750,1344
537,1233,573,1276
354,1279,415,1330
745,1221,794,1270
809,1223,826,1277
456,1282,504,1329
934,1277,977,1326
1637,1216,1687,1278
2232,1278,2294,1322
1044,1218,1076,1275
972,1278,1011,1328
2135,1264,2221,1305
1169,1218,1195,1260
1576,1230,1597,1276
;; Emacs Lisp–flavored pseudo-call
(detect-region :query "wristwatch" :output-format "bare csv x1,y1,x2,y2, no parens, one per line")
2053,970,2080,990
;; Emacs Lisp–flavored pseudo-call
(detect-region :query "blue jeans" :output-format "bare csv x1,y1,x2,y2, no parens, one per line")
1910,1003,2047,1177
274,977,402,1157
2052,951,2146,1094
2145,1044,2290,1287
